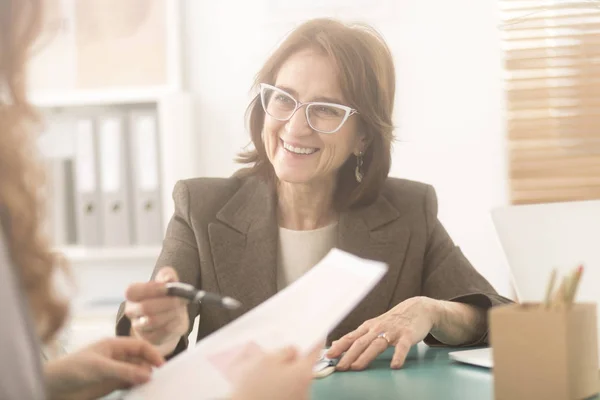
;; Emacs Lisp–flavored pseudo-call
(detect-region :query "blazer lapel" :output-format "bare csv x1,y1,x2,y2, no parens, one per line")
336,195,411,333
208,176,411,335
208,177,278,316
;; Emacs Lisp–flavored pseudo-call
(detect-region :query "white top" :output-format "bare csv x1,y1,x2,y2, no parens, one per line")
276,222,338,290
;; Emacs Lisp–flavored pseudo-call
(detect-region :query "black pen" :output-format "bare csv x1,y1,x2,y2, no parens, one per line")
165,282,242,310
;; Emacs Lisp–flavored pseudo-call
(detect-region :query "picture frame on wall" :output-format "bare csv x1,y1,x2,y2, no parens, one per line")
28,0,182,98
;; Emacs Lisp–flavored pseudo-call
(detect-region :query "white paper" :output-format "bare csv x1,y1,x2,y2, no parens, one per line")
98,118,122,192
124,248,388,400
134,115,159,191
74,119,96,193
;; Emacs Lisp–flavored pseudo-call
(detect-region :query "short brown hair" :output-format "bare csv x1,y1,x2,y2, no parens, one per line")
0,0,69,343
236,18,396,210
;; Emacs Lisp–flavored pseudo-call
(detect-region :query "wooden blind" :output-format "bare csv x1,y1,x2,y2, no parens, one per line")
501,1,600,204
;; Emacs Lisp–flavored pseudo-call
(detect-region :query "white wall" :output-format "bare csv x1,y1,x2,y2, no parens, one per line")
182,0,513,297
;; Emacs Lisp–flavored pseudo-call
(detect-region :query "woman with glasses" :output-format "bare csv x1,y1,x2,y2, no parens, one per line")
118,18,510,371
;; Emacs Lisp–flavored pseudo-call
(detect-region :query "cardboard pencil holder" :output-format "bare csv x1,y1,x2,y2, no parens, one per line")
490,303,599,400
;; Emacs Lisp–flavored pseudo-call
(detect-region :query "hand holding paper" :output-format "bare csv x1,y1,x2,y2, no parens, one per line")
230,345,322,400
124,248,388,400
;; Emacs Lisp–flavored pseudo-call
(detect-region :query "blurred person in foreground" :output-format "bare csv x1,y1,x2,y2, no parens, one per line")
0,1,317,399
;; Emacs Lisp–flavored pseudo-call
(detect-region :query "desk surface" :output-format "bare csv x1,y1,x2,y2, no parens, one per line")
107,343,600,399
312,345,493,400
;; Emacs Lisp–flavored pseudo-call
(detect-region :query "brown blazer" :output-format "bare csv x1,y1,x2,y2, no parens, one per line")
116,175,510,357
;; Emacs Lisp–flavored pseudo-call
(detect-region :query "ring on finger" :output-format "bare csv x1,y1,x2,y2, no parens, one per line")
136,315,152,331
376,332,391,346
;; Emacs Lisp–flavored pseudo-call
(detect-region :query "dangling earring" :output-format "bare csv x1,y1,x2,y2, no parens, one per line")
355,151,364,183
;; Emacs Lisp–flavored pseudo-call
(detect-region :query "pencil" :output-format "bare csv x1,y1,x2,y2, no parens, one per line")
544,269,557,308
551,278,566,309
563,269,575,305
566,265,584,305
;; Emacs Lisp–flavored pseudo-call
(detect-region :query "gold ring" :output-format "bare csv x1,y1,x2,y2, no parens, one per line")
137,315,149,327
376,332,391,345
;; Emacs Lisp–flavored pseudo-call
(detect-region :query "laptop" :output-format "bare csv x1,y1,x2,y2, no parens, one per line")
449,199,600,368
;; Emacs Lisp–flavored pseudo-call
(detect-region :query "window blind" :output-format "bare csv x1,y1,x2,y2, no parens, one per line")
501,0,600,204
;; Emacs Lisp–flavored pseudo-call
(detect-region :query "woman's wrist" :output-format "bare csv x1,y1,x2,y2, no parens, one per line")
44,359,77,400
414,296,443,331
428,299,487,345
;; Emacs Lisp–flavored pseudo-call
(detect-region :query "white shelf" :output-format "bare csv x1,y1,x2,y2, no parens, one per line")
41,93,196,280
31,87,179,108
57,245,161,263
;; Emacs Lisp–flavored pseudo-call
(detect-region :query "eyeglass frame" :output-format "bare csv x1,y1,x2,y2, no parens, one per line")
259,83,359,134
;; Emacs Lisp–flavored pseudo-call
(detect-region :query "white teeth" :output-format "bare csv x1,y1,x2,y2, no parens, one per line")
282,141,317,155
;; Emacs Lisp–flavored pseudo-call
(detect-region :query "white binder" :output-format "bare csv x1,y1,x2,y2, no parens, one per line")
73,119,102,246
47,158,77,246
129,110,163,245
97,114,133,246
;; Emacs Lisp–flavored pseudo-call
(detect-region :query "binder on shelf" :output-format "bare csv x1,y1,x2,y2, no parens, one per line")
38,112,77,246
47,158,77,246
129,110,163,245
73,119,102,246
97,114,133,247
44,158,63,245
62,159,77,245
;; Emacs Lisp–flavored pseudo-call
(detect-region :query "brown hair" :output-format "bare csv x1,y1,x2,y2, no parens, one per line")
236,18,396,210
0,0,69,342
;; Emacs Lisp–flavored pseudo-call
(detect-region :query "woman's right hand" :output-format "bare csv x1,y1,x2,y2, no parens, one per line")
124,267,189,356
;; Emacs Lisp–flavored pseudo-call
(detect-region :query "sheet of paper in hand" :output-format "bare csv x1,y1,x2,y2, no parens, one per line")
124,248,388,400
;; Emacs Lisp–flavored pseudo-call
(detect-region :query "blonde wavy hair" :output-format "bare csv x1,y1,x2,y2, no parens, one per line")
0,0,69,342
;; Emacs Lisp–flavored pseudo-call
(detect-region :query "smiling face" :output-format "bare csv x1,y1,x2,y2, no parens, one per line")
262,48,365,186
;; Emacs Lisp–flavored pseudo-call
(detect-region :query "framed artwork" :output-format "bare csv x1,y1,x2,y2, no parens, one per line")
29,0,182,94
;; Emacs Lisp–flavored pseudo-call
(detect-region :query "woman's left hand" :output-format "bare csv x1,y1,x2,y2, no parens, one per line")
326,296,439,371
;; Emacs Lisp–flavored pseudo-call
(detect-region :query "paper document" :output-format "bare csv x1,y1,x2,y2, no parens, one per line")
125,248,388,400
